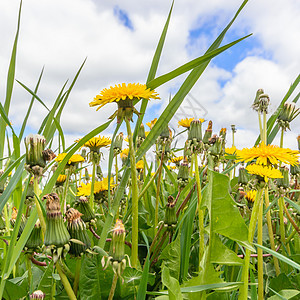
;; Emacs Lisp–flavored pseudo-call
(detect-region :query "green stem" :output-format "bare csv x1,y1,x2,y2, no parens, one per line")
73,258,81,296
264,187,280,275
125,118,139,268
56,262,77,300
239,187,264,300
108,274,118,300
257,199,264,300
89,160,96,209
115,155,118,184
155,144,165,236
26,255,33,293
258,112,263,143
62,169,71,214
263,111,267,144
194,153,204,269
33,176,46,235
279,197,288,254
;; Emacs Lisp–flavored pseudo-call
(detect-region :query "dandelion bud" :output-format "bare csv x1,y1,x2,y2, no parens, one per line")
66,208,91,257
25,220,42,250
208,135,223,157
43,193,70,248
203,121,212,145
81,148,87,159
110,219,126,262
137,125,145,148
114,132,124,154
177,161,189,189
238,167,249,186
85,168,90,182
183,140,192,162
297,135,300,151
258,93,270,113
164,196,177,227
24,134,47,168
74,196,96,224
188,119,202,142
276,166,290,190
252,89,264,112
120,148,129,166
96,164,103,180
30,290,45,299
290,163,300,177
231,124,236,134
10,207,26,238
277,102,300,131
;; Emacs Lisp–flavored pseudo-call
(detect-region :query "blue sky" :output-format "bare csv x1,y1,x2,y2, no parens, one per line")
0,0,299,152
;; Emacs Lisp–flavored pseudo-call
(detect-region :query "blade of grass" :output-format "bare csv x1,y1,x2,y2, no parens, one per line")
136,0,250,161
0,0,22,168
18,67,44,140
254,243,300,270
133,0,174,143
0,158,25,212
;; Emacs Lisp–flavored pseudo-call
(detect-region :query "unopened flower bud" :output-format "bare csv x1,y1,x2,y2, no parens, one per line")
110,219,126,262
164,196,177,227
276,166,290,190
26,220,42,250
66,208,91,257
43,193,70,247
277,102,300,131
252,89,264,112
258,93,270,113
203,121,212,145
74,196,96,224
290,163,300,177
30,290,45,299
114,132,124,154
177,161,189,189
238,167,249,186
24,134,47,168
137,125,146,148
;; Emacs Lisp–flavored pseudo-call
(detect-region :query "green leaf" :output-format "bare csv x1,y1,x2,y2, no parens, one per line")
3,279,27,300
161,265,183,300
254,244,300,270
202,169,252,250
210,234,244,266
269,273,295,295
268,289,300,300
79,255,102,299
37,261,54,298
159,231,181,280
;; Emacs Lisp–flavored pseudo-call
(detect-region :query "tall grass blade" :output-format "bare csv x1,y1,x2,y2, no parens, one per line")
0,0,22,168
18,67,44,140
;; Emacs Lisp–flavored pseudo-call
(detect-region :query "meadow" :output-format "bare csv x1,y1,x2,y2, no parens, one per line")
0,1,299,299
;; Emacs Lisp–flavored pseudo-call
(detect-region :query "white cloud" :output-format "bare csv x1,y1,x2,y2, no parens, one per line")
0,0,299,155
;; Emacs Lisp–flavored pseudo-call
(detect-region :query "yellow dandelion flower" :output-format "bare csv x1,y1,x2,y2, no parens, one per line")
77,136,111,151
225,146,237,155
90,83,160,111
178,118,204,128
77,177,115,196
169,156,184,164
145,131,150,137
120,148,129,159
55,153,85,165
245,164,283,182
244,190,257,203
178,117,194,128
136,160,144,170
237,142,299,166
146,118,157,129
56,174,67,184
167,165,177,170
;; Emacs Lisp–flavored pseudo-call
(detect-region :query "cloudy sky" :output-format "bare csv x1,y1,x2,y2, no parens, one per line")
0,0,299,154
